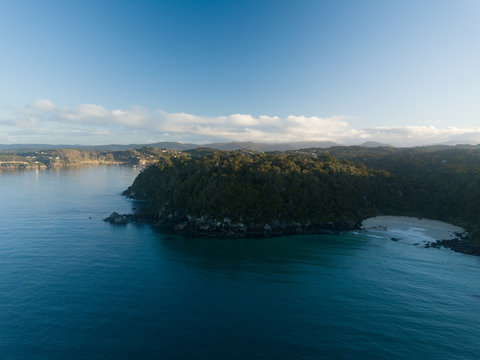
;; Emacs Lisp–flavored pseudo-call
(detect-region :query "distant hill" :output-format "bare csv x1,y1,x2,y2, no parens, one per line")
359,141,392,148
143,142,199,151
0,140,339,152
0,143,140,151
0,142,197,152
206,141,339,152
3,141,480,153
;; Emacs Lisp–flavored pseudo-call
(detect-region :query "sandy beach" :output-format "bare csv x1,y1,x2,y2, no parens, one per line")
361,216,466,244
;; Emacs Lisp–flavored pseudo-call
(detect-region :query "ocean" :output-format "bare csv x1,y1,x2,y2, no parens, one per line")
1,166,480,359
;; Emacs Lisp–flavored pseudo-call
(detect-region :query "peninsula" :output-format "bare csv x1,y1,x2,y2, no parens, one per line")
117,145,480,254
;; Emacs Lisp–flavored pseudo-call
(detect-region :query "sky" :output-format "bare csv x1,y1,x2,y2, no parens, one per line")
0,0,479,146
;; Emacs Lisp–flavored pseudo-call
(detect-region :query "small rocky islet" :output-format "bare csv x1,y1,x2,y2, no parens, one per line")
103,212,132,225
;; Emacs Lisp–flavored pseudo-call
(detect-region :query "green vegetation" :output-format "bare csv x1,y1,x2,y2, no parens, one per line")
125,146,480,244
323,146,480,243
125,150,399,230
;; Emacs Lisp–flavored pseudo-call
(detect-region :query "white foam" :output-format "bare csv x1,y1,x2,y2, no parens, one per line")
361,216,466,244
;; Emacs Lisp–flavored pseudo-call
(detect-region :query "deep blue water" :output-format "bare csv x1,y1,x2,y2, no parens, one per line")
1,166,480,359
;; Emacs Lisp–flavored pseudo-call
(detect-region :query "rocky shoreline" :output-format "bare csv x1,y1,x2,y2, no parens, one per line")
104,211,480,256
103,212,133,225
104,211,361,238
425,234,480,256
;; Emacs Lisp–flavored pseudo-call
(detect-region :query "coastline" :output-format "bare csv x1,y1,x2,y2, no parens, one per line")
106,212,480,256
361,215,480,256
361,216,466,244
0,161,149,173
104,211,361,238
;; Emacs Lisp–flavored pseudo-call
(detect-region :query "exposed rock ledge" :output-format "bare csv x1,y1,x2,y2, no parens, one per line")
103,211,361,237
104,212,480,256
103,212,132,225
426,235,480,256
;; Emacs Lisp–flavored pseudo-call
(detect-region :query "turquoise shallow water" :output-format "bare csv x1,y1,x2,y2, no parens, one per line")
1,166,480,359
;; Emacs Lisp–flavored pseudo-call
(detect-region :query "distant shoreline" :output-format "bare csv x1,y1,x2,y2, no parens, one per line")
0,147,181,171
0,160,120,171
0,162,148,173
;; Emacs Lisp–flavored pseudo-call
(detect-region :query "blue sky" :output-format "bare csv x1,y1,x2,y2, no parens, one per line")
0,0,479,145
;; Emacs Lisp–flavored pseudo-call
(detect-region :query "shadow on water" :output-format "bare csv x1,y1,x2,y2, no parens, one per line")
149,229,371,276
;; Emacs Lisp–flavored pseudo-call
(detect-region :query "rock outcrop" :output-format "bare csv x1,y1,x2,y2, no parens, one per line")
148,214,361,238
103,212,131,225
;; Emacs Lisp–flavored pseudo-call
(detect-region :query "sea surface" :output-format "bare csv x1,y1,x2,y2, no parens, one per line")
1,166,480,359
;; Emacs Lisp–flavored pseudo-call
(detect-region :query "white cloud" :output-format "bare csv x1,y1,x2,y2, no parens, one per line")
1,99,480,146
61,104,111,120
29,99,55,111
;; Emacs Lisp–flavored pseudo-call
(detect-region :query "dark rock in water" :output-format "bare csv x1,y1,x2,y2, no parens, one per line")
104,212,130,225
424,236,480,256
391,237,400,241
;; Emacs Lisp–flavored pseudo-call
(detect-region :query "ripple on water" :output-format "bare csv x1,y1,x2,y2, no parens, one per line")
0,167,480,359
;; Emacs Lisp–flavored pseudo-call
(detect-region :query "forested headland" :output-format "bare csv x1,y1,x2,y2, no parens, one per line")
5,143,480,248
123,145,480,246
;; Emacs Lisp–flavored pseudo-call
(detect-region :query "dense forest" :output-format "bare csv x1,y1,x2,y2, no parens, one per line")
123,146,480,244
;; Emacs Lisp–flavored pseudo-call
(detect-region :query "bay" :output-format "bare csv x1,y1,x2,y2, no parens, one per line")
1,166,480,359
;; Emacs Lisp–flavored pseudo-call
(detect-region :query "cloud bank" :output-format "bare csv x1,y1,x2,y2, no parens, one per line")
1,99,480,146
